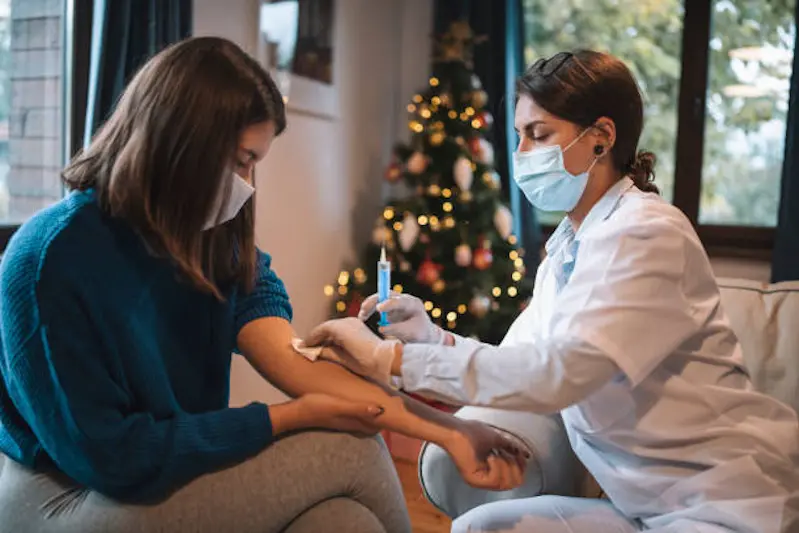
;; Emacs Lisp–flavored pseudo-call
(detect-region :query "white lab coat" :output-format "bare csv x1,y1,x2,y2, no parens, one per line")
401,178,799,532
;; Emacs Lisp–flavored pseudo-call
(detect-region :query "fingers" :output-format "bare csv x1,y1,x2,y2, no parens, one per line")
495,449,524,489
358,294,380,321
305,321,337,347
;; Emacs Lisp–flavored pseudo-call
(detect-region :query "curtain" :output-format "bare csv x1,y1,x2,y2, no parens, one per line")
84,0,192,146
433,0,541,272
772,1,799,283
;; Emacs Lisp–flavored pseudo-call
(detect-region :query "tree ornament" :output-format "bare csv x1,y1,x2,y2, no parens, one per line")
475,111,493,129
493,205,513,240
454,243,472,267
471,74,482,90
407,151,428,174
477,138,494,164
472,240,493,270
453,156,474,191
398,213,420,251
483,171,501,190
417,257,443,286
472,90,488,108
399,258,412,272
347,292,364,318
469,294,491,318
385,160,402,182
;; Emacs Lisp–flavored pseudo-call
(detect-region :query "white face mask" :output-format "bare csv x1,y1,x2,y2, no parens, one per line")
203,173,255,230
512,128,599,212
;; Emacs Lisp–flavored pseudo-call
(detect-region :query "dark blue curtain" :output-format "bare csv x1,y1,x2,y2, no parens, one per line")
84,0,192,145
433,0,541,272
772,2,799,283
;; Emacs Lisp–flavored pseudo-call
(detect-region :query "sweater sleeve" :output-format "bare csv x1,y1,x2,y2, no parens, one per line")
234,249,293,333
0,249,275,500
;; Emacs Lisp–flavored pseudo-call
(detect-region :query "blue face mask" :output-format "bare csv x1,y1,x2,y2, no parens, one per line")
512,128,599,212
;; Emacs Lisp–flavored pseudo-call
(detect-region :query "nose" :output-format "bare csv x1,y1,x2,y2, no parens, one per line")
517,136,534,153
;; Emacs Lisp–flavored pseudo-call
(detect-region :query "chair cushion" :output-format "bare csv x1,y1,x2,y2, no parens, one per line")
717,278,799,412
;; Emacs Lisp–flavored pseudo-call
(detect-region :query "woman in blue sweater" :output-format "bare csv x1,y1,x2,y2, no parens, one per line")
0,37,526,532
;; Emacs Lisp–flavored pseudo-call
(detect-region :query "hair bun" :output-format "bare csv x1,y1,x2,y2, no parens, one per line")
628,151,658,194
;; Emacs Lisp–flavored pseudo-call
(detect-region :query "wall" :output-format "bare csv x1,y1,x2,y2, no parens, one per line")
193,0,433,405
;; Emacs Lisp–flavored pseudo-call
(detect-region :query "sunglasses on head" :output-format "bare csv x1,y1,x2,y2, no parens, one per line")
531,52,574,77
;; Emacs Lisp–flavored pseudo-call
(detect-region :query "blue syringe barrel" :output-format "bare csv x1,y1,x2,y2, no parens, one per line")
377,260,391,326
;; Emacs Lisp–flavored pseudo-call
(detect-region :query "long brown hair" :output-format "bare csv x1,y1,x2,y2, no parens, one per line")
517,50,658,194
62,37,286,299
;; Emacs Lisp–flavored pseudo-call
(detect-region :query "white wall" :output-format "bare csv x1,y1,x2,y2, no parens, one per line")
193,0,433,405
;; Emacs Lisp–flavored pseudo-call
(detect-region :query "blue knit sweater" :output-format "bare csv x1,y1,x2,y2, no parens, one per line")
0,190,293,500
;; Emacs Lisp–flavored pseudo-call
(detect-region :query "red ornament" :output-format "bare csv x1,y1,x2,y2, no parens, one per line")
476,111,493,128
468,137,482,158
472,242,493,271
417,257,443,286
385,161,402,182
347,292,364,318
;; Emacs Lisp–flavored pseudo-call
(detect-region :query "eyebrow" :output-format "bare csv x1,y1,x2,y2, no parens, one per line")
514,120,546,136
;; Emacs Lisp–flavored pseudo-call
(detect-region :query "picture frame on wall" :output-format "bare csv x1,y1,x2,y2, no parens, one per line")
259,0,338,120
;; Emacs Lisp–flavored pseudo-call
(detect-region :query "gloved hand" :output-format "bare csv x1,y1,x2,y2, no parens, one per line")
304,318,399,384
359,292,445,344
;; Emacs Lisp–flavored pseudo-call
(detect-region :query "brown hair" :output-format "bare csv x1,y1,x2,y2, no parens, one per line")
62,37,286,299
516,50,658,194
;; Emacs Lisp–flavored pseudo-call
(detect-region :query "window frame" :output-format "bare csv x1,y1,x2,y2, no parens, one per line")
0,0,91,254
532,0,789,259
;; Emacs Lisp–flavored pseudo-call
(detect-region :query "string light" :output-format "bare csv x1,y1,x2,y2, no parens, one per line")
432,308,442,318
508,287,518,297
514,258,524,268
470,162,477,171
430,132,445,146
459,112,469,121
393,222,403,231
443,216,456,228
424,301,434,311
508,235,518,245
393,284,404,293
431,96,441,105
448,110,458,119
448,320,457,329
442,188,453,198
420,108,432,119
354,268,367,284
447,311,457,322
465,107,476,116
338,271,350,285
338,286,348,296
457,304,467,314
429,77,440,87
492,287,502,297
512,271,522,282
336,301,346,312
430,215,440,225
471,119,482,129
409,121,424,133
413,94,423,103
323,285,334,296
383,207,395,219
418,215,429,225
442,202,453,212
407,104,416,113
432,120,445,130
428,184,442,196
509,250,519,260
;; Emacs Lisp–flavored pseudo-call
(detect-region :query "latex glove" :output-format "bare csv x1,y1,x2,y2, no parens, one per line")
359,292,445,344
304,318,398,384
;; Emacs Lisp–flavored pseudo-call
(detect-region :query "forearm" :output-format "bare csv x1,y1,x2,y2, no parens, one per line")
238,318,459,446
396,334,619,412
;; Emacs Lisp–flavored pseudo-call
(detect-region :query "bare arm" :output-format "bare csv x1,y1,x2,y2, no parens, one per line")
237,317,463,447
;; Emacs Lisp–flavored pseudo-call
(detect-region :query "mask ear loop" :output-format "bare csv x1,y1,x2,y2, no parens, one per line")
563,125,604,174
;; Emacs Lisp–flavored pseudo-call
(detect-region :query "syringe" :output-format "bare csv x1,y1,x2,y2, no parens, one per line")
377,244,391,327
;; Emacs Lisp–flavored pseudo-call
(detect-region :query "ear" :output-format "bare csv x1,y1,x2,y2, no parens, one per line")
592,117,617,152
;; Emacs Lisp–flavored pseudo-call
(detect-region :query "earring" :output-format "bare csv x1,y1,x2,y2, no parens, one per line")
593,144,604,156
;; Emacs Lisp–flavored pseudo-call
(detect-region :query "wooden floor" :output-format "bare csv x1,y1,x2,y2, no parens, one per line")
394,458,452,533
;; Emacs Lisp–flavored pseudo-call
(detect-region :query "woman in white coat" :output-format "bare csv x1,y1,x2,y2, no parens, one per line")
306,50,799,533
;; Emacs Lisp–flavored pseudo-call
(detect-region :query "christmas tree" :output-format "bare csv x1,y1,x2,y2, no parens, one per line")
324,21,534,345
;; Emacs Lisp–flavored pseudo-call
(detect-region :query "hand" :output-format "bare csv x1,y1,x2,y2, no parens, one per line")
359,292,444,344
271,393,385,436
305,318,398,384
443,421,530,491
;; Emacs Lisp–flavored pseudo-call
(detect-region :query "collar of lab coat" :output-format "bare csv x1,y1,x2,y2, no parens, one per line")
545,176,635,257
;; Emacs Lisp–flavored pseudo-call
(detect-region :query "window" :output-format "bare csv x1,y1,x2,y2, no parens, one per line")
520,0,796,250
0,0,68,246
